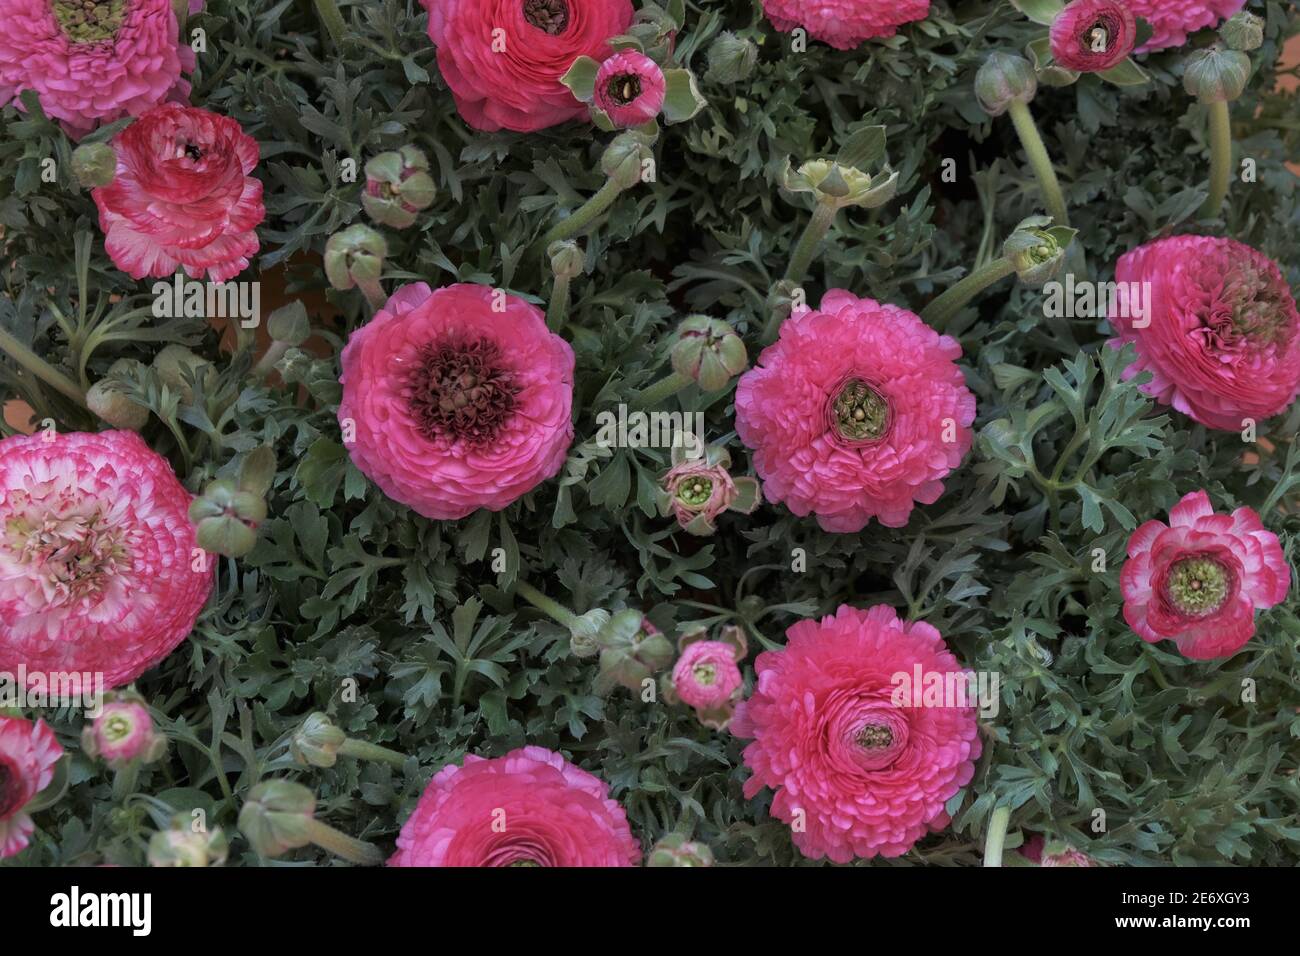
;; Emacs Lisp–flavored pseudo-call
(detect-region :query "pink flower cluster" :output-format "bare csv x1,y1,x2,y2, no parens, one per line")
760,0,930,50
1125,0,1247,52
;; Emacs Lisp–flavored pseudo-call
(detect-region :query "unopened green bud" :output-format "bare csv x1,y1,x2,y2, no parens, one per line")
706,32,758,84
593,610,674,695
976,51,1038,117
548,240,584,280
71,141,117,189
266,301,311,346
239,781,317,858
1184,45,1252,103
1002,215,1076,287
152,344,215,404
569,609,611,658
601,132,653,189
647,833,715,866
362,146,437,229
148,814,228,867
782,158,898,210
670,316,748,392
291,713,348,768
86,359,148,429
1219,12,1264,52
324,225,388,290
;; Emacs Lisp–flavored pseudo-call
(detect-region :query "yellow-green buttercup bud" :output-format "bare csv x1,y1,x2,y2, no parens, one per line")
1002,215,1076,287
86,359,148,429
647,833,715,866
239,780,384,865
601,131,654,189
782,159,899,211
324,224,388,290
547,240,584,281
291,712,348,768
152,344,215,404
189,478,267,558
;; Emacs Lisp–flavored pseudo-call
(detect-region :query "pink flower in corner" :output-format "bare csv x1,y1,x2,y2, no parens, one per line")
1121,490,1289,660
1050,0,1136,72
0,716,63,859
593,50,665,127
1125,0,1246,53
92,103,264,282
761,0,930,50
735,290,975,532
389,746,639,866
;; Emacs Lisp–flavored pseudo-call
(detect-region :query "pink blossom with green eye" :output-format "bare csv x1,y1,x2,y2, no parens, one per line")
83,699,166,769
592,50,666,128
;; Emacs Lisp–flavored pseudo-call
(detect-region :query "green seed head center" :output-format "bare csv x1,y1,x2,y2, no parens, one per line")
832,379,889,442
1165,556,1231,617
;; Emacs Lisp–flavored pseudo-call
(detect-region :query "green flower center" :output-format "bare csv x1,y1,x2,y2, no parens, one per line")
607,73,643,106
103,713,134,744
53,0,127,43
857,722,893,750
832,379,889,442
676,477,714,509
1164,555,1232,617
522,0,568,34
691,662,717,686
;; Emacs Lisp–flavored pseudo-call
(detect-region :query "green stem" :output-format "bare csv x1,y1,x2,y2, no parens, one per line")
631,371,692,408
1201,100,1232,219
543,178,627,246
514,580,579,630
251,341,290,381
337,738,408,768
302,818,385,866
355,277,387,313
921,257,1016,330
1007,101,1069,228
547,273,571,332
783,201,837,286
0,325,90,410
983,805,1012,867
312,0,348,49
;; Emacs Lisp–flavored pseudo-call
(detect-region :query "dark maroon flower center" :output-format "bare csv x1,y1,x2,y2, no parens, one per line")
523,0,569,35
606,73,643,106
53,0,126,43
408,338,519,444
1079,14,1122,55
0,758,24,820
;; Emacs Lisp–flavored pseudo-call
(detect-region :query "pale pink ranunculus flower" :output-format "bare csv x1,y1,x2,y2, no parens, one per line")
1125,0,1246,52
0,716,63,859
733,604,982,862
389,746,640,866
761,0,930,50
83,700,163,769
1121,490,1289,660
338,282,575,521
0,430,212,692
0,0,198,139
592,50,665,127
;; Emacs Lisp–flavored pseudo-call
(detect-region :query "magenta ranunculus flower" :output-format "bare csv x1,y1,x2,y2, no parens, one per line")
1126,0,1246,52
82,699,166,769
338,282,575,521
91,103,264,282
0,0,197,139
1106,236,1300,432
733,605,982,862
1121,490,1289,660
761,0,930,50
0,430,212,692
735,290,975,532
592,50,665,128
671,640,743,711
389,746,640,866
0,716,63,859
1050,0,1137,72
421,0,634,132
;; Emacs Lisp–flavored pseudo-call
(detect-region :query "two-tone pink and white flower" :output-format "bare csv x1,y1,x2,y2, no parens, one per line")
0,716,63,859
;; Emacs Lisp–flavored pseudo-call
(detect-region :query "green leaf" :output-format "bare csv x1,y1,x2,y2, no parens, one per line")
661,69,707,125
1009,0,1066,25
560,56,600,102
1099,57,1151,87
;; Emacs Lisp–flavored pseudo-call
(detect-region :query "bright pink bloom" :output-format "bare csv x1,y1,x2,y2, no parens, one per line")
389,746,640,866
1121,490,1289,660
0,430,212,691
83,700,162,768
420,0,634,132
338,282,575,520
1106,236,1300,432
0,716,63,859
671,640,742,711
593,50,665,127
733,604,982,862
1050,0,1136,72
0,0,197,139
735,290,975,532
92,103,263,282
1125,0,1246,52
761,0,929,50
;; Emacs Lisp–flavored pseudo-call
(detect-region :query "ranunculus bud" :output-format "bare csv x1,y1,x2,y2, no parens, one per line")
291,713,347,768
1183,46,1252,103
266,301,311,346
547,240,584,281
324,224,388,290
706,32,758,84
601,131,654,189
190,479,267,558
647,833,715,867
1002,215,1077,286
670,316,748,392
148,814,228,867
362,146,437,229
569,608,611,658
976,51,1038,116
1219,12,1264,52
85,359,148,429
593,610,674,695
82,698,166,770
152,344,216,404
782,159,899,211
657,444,762,535
238,780,317,858
71,141,116,189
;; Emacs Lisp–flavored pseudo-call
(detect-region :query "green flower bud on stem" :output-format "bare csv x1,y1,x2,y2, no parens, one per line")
647,833,715,866
85,359,148,430
71,142,117,189
189,478,268,558
1185,46,1250,218
148,814,228,867
239,780,384,865
1219,12,1264,53
291,712,409,768
976,52,1038,117
362,146,437,229
324,224,388,310
541,132,656,247
546,240,583,331
670,315,748,392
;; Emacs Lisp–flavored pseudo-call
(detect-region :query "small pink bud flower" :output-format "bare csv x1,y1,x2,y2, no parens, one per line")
82,700,166,769
592,51,666,128
672,641,743,710
1050,0,1137,73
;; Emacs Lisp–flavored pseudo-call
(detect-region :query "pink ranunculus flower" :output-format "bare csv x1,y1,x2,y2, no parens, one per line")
0,430,213,692
1121,490,1289,660
420,0,634,132
0,716,63,859
82,698,165,769
338,282,575,521
1050,0,1137,72
389,746,640,866
1125,0,1246,53
761,0,929,50
1106,236,1300,432
91,102,264,282
593,50,665,128
735,290,975,532
671,640,742,711
0,0,197,140
733,605,982,862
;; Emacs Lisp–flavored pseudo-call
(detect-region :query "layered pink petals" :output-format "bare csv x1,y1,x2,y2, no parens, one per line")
92,103,264,281
337,282,575,520
1125,0,1247,53
389,746,640,866
733,605,982,862
1050,0,1137,72
0,716,63,859
1106,236,1300,431
593,50,665,127
735,290,975,532
0,430,212,691
421,0,634,132
671,640,743,711
0,0,194,139
761,0,930,50
1121,490,1290,659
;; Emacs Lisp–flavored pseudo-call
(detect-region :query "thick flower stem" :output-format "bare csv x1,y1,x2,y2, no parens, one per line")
631,371,692,408
783,201,837,287
514,580,579,630
547,273,571,332
1201,100,1232,219
921,256,1016,330
543,178,627,247
251,341,290,381
0,325,90,411
1007,101,1070,229
983,805,1012,867
302,818,385,866
337,738,408,768
111,763,140,803
313,0,347,49
356,277,387,312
